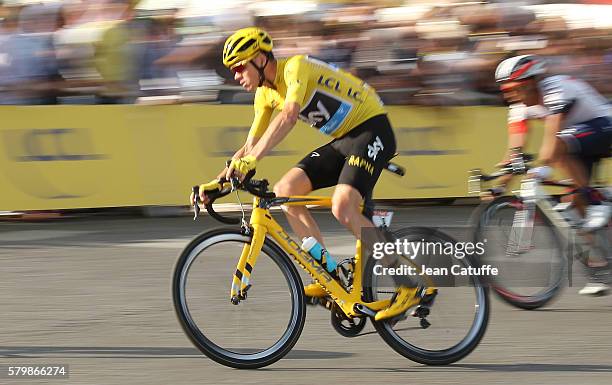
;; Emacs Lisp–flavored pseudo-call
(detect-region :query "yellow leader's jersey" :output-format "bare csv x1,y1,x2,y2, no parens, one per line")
249,55,386,139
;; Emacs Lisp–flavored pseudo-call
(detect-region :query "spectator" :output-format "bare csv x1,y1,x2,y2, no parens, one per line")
1,4,63,105
93,0,139,104
0,0,610,105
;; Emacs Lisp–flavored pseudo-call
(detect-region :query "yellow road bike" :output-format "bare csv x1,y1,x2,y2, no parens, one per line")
173,171,489,369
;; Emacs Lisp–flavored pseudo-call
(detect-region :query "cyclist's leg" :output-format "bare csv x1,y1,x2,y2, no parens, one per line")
557,118,611,294
332,115,433,318
331,114,396,238
332,184,375,237
556,117,611,186
557,117,611,229
273,168,321,242
277,146,346,298
275,143,344,244
553,141,591,216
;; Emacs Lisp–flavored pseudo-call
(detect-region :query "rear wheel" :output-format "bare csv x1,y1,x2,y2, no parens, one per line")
364,227,489,365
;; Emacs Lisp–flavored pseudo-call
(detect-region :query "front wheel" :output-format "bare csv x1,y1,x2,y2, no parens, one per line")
364,227,490,365
172,229,306,369
472,195,566,310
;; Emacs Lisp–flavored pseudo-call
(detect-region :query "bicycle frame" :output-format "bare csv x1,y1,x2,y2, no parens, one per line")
514,177,608,272
229,195,394,318
470,168,598,257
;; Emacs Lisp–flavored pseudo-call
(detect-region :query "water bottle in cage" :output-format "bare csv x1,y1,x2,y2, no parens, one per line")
301,237,353,288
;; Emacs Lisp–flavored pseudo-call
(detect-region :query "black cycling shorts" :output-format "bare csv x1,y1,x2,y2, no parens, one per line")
296,114,397,199
557,116,612,179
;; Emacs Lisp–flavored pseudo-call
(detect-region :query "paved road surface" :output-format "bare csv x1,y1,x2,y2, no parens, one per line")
1,206,611,384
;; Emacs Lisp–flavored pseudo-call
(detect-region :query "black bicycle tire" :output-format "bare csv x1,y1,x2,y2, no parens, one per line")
364,226,490,365
473,195,566,310
172,228,306,369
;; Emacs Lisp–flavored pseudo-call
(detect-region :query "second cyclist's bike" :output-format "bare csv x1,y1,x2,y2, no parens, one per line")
469,157,611,309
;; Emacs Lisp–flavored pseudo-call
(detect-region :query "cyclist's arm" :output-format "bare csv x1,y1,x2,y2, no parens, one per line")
248,102,299,160
508,125,528,150
501,127,528,165
216,90,271,177
538,77,577,164
214,140,259,179
246,56,307,160
491,122,525,191
538,112,565,164
500,104,529,164
249,88,274,138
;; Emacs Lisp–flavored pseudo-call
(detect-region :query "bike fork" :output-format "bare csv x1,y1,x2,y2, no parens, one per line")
230,225,266,304
509,201,536,254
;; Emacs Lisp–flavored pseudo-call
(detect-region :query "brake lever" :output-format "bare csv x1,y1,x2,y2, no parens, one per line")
192,186,200,220
230,176,240,191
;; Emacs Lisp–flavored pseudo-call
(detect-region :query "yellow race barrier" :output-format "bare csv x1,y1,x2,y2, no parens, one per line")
0,105,609,211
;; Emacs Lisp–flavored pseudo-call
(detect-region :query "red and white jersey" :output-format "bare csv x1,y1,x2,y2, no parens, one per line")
538,75,610,126
507,75,610,134
507,103,548,134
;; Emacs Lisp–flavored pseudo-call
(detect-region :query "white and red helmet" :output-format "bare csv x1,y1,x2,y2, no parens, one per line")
495,55,547,83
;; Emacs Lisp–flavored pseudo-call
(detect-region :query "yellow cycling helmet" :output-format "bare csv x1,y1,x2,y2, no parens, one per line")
223,27,274,69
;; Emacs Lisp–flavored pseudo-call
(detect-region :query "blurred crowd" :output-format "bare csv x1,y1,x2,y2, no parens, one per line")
0,0,610,106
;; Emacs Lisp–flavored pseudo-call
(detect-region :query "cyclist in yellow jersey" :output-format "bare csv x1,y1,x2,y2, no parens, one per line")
250,54,386,139
191,27,407,320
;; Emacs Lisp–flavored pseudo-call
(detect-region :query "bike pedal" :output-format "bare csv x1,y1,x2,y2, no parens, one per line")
230,296,240,305
411,305,432,329
411,305,430,319
419,318,431,329
412,288,436,328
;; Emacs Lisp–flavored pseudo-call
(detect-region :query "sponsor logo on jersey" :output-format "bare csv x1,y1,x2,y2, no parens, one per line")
347,155,374,175
317,75,364,102
367,136,384,160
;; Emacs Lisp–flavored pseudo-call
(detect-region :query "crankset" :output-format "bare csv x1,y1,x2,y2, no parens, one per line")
306,296,368,337
331,303,367,337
